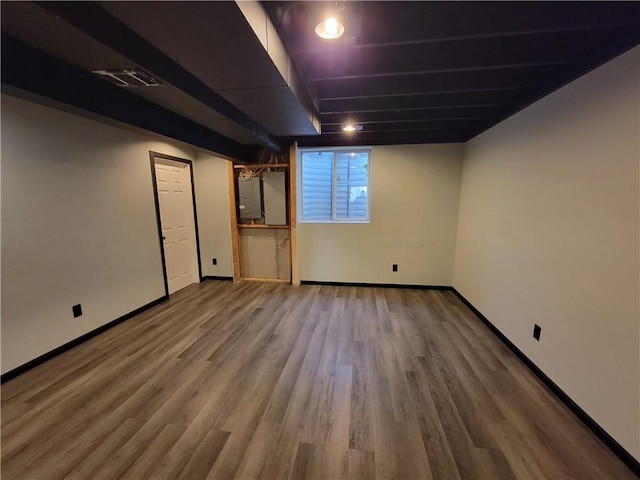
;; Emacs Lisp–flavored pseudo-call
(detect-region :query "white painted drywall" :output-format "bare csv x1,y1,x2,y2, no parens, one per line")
194,152,234,278
298,144,463,285
0,95,231,374
453,47,640,459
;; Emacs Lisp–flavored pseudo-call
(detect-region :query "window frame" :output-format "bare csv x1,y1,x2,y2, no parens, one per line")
298,146,371,224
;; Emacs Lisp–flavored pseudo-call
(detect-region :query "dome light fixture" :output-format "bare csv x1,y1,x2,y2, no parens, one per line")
315,16,344,39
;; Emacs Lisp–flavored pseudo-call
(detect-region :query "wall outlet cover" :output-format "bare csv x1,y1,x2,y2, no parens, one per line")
533,324,542,341
72,304,83,318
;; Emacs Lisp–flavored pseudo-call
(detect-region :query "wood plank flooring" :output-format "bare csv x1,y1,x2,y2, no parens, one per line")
1,280,635,479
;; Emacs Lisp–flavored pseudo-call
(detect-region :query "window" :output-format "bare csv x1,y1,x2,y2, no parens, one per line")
300,148,370,222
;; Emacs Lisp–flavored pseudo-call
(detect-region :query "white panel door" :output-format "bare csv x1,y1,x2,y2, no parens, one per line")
155,160,198,294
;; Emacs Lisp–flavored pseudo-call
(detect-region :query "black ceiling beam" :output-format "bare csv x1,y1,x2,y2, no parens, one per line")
35,1,282,152
317,86,536,102
290,23,639,54
308,65,567,100
352,1,640,46
296,35,577,80
324,120,484,127
304,62,572,83
321,104,509,115
320,102,509,115
317,88,533,109
321,126,483,135
297,27,637,81
321,119,490,132
1,34,251,161
294,131,474,148
320,106,508,124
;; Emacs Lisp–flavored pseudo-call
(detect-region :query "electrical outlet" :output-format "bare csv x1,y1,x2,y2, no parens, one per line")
73,304,83,318
212,258,217,265
392,264,398,272
533,324,541,341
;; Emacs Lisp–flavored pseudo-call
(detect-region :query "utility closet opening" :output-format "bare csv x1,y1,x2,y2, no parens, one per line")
229,148,295,283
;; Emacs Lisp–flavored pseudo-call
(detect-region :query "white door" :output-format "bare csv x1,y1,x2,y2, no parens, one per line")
155,159,199,294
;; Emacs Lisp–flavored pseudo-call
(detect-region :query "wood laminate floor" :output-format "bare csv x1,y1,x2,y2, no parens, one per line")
1,281,635,479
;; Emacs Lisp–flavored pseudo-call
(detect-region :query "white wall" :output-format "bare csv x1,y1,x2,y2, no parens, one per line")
298,144,463,285
194,152,234,278
453,48,640,459
1,95,233,374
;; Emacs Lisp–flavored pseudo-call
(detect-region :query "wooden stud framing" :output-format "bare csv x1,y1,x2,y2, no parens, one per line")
229,155,296,285
238,224,289,230
289,143,299,285
227,160,241,282
233,164,289,169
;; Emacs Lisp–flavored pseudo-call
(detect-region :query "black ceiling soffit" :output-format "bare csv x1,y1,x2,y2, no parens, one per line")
33,2,281,150
2,1,283,159
1,33,252,161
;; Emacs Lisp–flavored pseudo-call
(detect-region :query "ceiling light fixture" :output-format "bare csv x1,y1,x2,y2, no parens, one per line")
315,16,344,39
342,123,362,132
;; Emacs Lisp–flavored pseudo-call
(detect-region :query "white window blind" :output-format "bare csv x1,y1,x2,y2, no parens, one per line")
300,149,370,222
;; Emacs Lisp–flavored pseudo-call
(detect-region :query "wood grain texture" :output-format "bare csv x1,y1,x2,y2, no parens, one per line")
1,281,635,479
227,160,241,282
289,143,299,286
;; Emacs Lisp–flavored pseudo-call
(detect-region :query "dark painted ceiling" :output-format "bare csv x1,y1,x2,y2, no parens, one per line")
264,1,640,147
2,1,640,158
1,1,320,160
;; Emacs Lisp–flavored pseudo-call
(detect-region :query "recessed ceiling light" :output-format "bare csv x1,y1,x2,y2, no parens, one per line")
315,16,344,39
342,123,363,132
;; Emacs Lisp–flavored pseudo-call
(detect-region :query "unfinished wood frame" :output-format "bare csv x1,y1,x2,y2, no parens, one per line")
227,160,241,282
227,150,298,284
289,143,299,285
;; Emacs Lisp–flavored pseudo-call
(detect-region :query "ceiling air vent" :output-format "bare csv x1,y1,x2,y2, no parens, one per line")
92,69,162,87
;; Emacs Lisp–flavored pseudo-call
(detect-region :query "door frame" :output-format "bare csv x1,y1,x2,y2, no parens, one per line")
149,151,203,296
